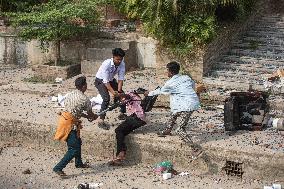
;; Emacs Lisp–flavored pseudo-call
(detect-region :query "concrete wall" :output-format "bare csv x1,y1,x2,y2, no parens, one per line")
32,64,81,80
0,33,87,66
136,36,157,68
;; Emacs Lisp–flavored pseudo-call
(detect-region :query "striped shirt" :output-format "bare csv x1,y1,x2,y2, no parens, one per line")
95,58,126,83
64,89,92,119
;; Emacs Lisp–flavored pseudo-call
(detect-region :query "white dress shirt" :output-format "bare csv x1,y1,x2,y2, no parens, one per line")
148,74,200,114
95,58,126,83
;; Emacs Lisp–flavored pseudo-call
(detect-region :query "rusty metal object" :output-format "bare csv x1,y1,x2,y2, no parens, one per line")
223,161,244,178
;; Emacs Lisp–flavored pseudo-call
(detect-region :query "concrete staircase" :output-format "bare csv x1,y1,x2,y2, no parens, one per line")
81,39,137,76
204,15,284,90
203,14,284,113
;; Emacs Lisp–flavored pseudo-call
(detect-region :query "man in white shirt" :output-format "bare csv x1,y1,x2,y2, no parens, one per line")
95,48,127,129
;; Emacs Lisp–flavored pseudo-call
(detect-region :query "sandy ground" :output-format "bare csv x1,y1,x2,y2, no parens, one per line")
0,65,283,189
1,142,282,189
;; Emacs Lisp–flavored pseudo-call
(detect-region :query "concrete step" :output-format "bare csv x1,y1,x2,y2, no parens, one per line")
212,62,278,74
228,48,284,60
206,70,269,85
244,30,284,38
232,42,284,52
1,113,284,181
221,55,284,67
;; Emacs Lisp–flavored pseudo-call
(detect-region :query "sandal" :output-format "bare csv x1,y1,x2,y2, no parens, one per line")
157,129,172,137
76,163,91,168
54,170,68,179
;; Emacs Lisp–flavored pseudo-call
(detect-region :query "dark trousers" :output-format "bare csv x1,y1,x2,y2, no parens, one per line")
53,131,83,171
94,78,126,119
115,114,146,156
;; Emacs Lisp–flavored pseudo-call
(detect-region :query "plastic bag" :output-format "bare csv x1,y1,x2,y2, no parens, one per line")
153,161,173,174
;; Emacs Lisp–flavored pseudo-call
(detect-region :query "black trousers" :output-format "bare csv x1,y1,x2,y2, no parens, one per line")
95,78,126,119
115,114,146,156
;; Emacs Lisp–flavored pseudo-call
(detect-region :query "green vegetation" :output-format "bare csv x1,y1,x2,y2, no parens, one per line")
44,60,76,67
105,0,255,56
23,76,54,83
0,0,42,12
4,0,256,65
7,0,100,66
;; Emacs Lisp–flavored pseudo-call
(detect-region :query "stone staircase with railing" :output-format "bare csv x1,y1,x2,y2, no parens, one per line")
203,13,284,115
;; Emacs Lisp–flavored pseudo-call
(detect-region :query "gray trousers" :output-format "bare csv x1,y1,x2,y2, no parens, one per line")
166,111,193,144
94,78,126,119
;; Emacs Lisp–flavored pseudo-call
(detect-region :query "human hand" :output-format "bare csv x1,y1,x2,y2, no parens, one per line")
144,91,149,96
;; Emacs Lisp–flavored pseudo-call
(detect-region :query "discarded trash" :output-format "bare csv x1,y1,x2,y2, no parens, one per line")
162,172,172,180
222,161,244,178
90,94,103,110
195,83,206,94
55,77,63,83
51,96,58,102
77,182,103,189
273,183,282,189
57,93,67,107
178,172,190,176
224,91,268,131
22,168,31,174
272,118,284,131
263,184,282,189
216,105,224,109
265,69,284,94
153,161,174,174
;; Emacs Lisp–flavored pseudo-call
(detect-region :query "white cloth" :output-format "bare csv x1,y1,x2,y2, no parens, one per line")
90,94,103,110
95,58,125,83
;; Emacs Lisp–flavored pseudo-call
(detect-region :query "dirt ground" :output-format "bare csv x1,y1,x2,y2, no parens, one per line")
0,142,281,189
0,66,283,189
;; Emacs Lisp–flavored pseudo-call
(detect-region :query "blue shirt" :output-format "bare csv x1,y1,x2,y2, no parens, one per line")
148,74,200,114
95,58,126,83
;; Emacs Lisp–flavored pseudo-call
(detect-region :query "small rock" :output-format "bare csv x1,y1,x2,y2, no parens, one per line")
22,169,31,174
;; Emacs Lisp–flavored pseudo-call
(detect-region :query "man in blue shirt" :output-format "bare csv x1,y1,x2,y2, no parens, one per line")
145,61,200,148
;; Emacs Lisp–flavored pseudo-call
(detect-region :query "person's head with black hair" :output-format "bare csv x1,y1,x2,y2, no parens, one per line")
166,61,180,78
75,76,87,93
112,48,125,66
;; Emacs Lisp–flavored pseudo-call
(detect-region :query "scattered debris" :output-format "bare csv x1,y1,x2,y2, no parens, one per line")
263,183,282,189
178,172,190,176
222,161,244,179
77,182,103,189
162,172,172,180
272,118,284,131
224,91,268,131
265,69,284,94
153,161,177,175
22,168,31,174
55,77,63,83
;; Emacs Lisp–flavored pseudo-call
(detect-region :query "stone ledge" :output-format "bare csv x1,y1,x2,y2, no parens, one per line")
1,118,283,180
